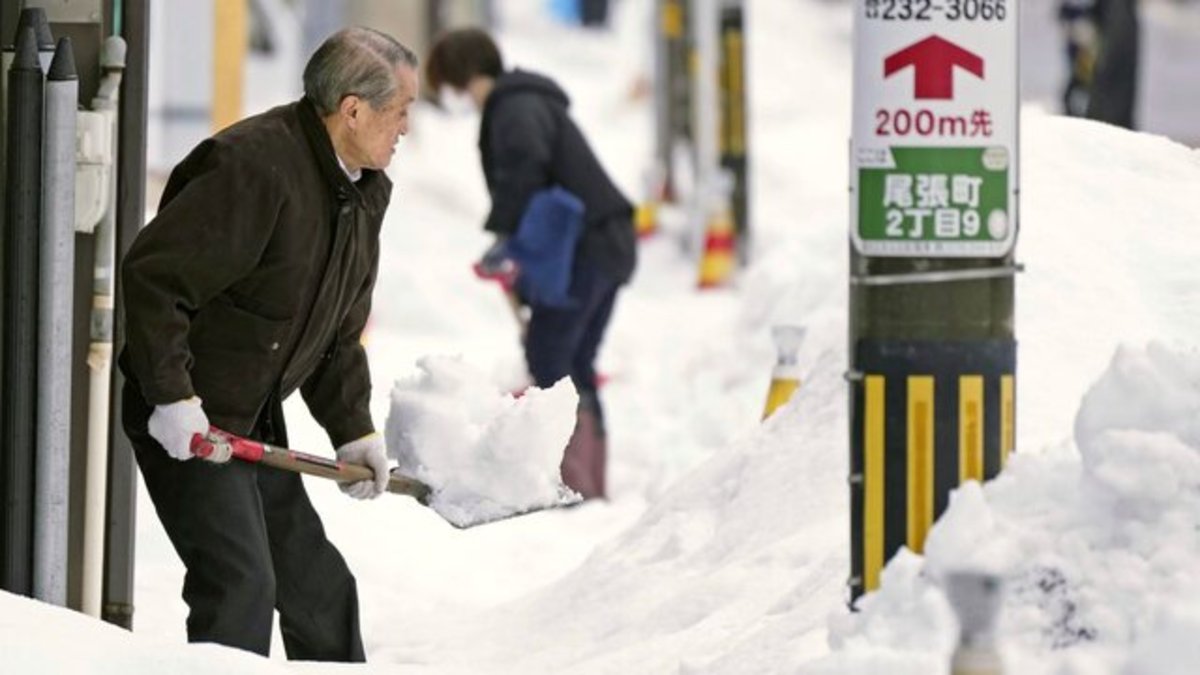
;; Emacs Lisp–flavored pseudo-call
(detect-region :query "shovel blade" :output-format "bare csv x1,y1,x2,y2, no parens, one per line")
418,481,584,529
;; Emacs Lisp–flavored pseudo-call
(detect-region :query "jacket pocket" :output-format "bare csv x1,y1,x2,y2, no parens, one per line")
188,296,294,424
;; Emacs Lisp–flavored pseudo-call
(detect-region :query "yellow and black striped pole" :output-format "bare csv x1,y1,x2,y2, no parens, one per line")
717,0,748,253
850,341,1016,601
653,0,692,205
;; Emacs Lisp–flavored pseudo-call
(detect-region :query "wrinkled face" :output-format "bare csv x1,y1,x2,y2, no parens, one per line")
345,64,418,170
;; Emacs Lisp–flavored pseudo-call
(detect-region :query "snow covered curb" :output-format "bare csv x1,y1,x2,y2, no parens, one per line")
0,591,293,674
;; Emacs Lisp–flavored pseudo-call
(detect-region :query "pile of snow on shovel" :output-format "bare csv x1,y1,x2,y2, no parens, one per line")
385,355,580,526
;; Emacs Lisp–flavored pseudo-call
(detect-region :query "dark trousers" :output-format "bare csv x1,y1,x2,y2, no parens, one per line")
525,261,618,399
524,261,618,498
580,0,610,27
123,382,366,661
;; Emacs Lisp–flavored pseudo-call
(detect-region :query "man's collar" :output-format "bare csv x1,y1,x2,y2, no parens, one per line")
297,96,363,199
336,154,363,183
296,96,391,214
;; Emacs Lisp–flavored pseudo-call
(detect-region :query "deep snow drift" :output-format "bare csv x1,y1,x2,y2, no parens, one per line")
809,344,1200,674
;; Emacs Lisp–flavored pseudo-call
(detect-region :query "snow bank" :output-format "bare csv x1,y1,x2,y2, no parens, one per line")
371,336,850,673
1017,116,1200,449
808,343,1200,674
385,355,581,527
0,591,291,675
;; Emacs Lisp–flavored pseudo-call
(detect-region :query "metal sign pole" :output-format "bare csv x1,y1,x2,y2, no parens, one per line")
847,0,1019,603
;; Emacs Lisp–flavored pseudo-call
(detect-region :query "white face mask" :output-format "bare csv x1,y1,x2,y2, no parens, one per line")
438,85,477,116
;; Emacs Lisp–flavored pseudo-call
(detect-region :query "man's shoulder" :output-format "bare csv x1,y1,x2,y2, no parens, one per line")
194,102,323,190
213,103,305,157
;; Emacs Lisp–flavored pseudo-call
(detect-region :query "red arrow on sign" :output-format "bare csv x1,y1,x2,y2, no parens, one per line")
884,35,984,100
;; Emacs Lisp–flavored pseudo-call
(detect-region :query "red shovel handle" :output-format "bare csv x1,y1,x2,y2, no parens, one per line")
190,427,431,501
472,261,518,292
189,430,263,462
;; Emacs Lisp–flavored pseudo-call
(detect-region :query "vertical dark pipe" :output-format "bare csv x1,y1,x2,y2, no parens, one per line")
2,7,57,498
2,25,44,597
104,0,149,630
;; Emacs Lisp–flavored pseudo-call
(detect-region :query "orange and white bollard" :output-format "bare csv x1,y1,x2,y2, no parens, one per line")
696,171,737,289
762,325,806,420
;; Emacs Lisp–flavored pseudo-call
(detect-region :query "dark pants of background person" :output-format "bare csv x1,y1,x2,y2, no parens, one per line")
580,0,610,27
525,258,618,499
123,382,366,661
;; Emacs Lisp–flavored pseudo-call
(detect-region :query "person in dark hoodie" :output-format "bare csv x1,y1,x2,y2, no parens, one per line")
119,28,417,660
425,28,636,500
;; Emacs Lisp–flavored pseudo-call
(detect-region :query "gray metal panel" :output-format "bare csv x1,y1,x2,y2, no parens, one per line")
24,0,103,24
1,3,21,44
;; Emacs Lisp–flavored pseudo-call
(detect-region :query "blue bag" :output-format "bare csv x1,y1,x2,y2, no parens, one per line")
548,0,582,24
505,187,585,308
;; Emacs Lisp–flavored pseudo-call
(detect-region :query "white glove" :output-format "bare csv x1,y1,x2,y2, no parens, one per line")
336,432,390,500
148,397,212,462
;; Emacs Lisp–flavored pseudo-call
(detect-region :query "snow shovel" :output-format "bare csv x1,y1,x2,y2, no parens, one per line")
472,261,528,339
189,427,580,528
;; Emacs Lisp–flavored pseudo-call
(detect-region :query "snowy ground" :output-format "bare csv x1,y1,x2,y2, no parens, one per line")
3,0,1200,673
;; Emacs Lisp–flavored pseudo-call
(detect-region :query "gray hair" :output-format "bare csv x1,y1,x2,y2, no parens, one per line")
303,27,418,116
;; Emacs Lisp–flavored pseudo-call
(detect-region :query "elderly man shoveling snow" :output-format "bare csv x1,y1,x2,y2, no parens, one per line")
119,26,578,663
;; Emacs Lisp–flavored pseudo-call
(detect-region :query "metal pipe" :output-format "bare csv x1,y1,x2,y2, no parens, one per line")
689,0,719,252
82,34,126,619
1,7,55,227
654,0,671,184
105,0,150,628
2,26,44,597
34,37,78,607
1,11,56,498
691,0,718,183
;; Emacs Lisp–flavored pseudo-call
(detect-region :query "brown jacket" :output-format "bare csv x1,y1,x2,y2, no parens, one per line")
119,98,391,446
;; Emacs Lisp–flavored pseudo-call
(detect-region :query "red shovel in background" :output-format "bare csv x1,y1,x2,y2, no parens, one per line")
190,427,580,528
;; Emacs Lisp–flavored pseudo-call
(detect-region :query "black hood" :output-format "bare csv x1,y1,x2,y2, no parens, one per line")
485,69,570,112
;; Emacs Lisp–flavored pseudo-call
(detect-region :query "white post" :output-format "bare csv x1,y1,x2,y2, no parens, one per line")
81,35,125,618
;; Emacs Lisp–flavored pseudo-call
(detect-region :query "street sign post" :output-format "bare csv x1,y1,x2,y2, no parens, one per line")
851,2,1018,257
847,0,1019,603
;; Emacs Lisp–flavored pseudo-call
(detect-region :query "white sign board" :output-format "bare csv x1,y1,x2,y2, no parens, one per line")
851,0,1019,257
